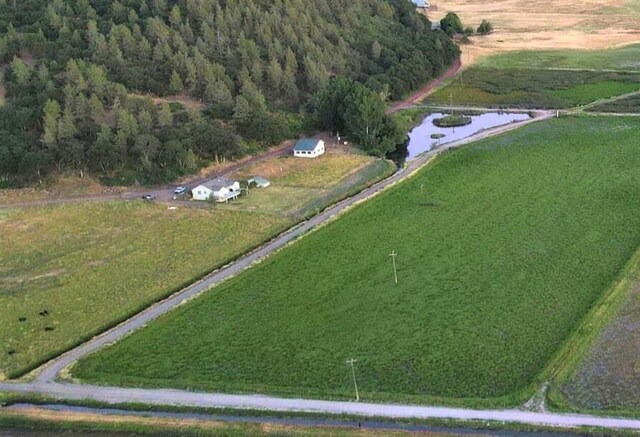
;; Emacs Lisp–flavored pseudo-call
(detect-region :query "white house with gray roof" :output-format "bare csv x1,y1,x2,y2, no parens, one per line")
293,139,325,158
192,177,241,202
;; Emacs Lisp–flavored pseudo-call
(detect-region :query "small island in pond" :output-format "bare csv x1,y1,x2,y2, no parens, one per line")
433,114,473,128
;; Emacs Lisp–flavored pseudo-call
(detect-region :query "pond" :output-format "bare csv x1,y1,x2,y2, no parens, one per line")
404,111,531,161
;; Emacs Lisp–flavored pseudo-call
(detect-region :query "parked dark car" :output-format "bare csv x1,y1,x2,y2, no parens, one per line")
141,194,156,200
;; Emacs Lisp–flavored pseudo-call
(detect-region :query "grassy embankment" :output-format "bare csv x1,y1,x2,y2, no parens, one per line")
73,116,640,406
550,249,640,416
427,46,640,109
0,391,614,437
586,93,640,113
0,153,392,379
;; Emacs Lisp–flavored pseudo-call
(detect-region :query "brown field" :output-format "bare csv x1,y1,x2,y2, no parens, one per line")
427,0,640,65
230,152,374,188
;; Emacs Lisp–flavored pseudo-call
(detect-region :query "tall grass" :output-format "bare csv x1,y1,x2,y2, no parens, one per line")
429,69,640,108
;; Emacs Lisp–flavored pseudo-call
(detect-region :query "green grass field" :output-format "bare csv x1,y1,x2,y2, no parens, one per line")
73,117,640,404
476,45,640,71
0,203,289,378
428,69,640,109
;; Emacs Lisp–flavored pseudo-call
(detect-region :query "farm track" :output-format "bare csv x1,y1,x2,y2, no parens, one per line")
0,140,296,209
386,58,462,114
5,376,640,431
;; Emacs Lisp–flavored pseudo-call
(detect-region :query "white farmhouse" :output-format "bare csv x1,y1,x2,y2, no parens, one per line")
192,177,241,202
293,139,325,158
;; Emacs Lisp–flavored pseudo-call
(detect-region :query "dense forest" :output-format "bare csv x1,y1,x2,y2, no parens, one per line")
0,0,458,186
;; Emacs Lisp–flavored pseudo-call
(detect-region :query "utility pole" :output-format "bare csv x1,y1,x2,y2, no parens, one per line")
346,358,359,401
389,251,398,284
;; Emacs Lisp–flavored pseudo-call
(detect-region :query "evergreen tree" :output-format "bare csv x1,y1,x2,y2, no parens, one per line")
169,70,184,94
42,99,61,147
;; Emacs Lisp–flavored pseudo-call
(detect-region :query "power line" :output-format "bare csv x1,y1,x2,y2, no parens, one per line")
346,358,359,401
389,251,398,284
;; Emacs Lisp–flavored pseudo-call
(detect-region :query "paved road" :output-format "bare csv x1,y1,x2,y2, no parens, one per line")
3,381,640,431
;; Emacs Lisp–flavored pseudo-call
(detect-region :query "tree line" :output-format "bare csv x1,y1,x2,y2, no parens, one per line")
0,0,458,186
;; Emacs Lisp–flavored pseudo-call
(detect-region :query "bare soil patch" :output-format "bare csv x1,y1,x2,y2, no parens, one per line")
428,0,640,66
129,93,204,110
18,51,36,68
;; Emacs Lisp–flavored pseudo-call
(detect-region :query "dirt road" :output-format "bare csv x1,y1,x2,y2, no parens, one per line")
386,58,462,114
0,141,296,209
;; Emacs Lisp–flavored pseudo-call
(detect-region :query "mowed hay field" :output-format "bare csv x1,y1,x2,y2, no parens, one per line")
428,0,640,66
73,117,640,403
0,202,288,378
